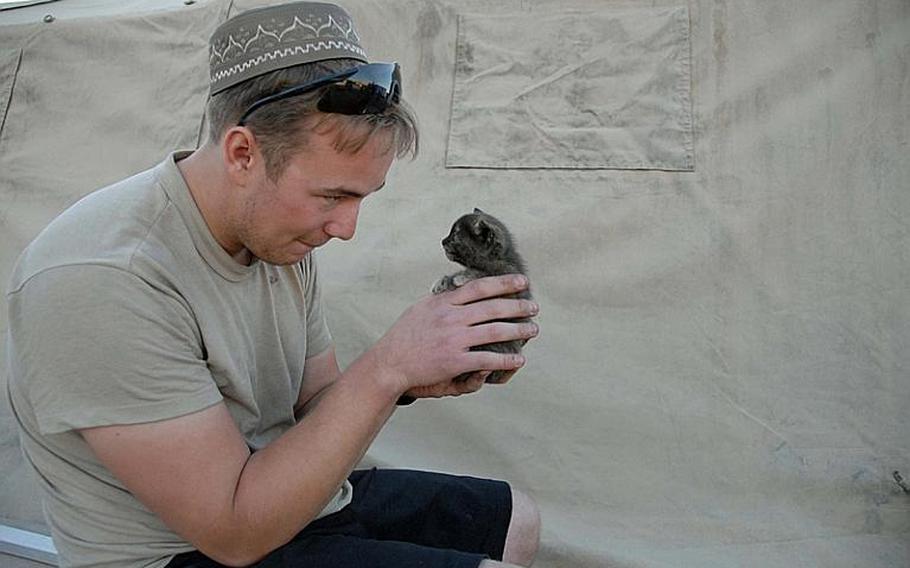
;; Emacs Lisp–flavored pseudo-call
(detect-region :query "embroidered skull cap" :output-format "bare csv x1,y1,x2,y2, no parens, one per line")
209,2,368,95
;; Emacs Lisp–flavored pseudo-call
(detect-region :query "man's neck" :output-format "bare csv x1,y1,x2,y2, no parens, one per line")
176,146,252,265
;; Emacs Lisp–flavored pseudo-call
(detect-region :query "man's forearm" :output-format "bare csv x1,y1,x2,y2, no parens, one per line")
221,349,399,564
294,383,331,421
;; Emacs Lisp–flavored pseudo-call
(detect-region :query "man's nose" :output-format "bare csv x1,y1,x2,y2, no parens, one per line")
325,201,360,241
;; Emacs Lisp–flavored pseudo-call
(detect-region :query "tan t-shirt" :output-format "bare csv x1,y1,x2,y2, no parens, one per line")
6,152,349,567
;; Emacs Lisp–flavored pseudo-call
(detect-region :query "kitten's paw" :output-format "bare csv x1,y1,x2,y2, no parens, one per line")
452,273,470,287
432,275,454,295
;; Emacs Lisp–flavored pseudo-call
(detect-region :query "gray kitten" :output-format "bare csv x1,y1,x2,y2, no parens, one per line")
433,208,533,384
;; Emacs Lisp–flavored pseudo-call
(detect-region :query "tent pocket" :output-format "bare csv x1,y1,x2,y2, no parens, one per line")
446,7,694,171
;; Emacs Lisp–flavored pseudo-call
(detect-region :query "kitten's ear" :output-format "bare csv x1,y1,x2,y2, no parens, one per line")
473,207,485,214
475,218,494,242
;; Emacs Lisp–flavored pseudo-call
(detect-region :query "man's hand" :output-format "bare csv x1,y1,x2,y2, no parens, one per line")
369,274,539,400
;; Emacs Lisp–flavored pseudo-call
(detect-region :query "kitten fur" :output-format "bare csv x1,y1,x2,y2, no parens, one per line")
432,208,533,384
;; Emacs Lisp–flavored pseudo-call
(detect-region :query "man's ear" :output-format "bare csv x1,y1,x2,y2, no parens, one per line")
222,126,258,184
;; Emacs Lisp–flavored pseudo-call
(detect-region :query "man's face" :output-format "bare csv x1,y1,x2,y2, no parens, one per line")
234,129,396,265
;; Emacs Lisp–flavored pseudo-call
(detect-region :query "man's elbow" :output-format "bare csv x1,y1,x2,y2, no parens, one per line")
190,519,287,567
191,510,315,567
197,537,272,568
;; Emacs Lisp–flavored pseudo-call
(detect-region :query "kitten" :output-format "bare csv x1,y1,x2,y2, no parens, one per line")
433,208,533,384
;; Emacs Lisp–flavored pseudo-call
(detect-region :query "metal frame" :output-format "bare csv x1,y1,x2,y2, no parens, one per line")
0,524,58,565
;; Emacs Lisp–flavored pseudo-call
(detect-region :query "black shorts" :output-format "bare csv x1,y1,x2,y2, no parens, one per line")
167,468,513,568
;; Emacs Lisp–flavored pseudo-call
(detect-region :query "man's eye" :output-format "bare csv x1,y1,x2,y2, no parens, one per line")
324,195,343,202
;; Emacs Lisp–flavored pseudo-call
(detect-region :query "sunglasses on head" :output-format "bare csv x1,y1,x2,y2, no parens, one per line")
237,62,401,126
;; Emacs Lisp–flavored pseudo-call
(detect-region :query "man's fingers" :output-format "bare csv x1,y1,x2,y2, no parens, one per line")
447,274,529,306
458,373,487,394
467,351,526,373
402,373,487,401
459,298,539,326
467,321,539,347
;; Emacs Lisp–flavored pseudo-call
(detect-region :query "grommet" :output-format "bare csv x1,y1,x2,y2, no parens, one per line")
43,14,55,23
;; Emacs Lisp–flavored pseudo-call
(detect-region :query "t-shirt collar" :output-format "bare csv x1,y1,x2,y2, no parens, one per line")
157,150,259,282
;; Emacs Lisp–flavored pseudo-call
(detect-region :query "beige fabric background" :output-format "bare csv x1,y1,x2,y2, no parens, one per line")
1,0,909,566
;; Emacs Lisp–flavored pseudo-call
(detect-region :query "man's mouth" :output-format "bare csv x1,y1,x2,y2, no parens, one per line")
297,238,326,248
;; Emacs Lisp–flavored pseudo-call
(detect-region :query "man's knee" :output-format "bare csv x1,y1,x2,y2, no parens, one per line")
502,487,540,566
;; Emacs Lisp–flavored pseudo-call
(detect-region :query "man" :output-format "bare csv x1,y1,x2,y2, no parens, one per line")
6,2,540,567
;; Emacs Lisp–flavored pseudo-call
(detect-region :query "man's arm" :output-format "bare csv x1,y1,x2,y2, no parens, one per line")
80,275,538,567
81,353,398,567
294,347,342,419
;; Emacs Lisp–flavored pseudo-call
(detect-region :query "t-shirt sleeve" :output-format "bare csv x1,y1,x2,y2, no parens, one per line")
6,264,223,435
301,252,333,359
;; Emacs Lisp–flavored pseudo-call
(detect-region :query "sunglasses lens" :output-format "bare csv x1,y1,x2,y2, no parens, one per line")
316,63,401,115
239,63,402,124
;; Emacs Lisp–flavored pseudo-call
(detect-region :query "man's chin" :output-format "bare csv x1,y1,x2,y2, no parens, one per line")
252,244,312,266
250,237,330,265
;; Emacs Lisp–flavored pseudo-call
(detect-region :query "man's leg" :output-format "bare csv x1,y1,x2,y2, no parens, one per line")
500,487,541,566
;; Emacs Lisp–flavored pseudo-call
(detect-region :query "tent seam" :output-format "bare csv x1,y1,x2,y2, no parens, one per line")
0,48,24,137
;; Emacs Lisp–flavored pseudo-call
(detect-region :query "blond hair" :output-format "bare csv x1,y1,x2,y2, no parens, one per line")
206,58,418,180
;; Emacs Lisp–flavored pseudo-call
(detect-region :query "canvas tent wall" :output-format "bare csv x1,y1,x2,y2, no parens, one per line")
1,0,908,566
